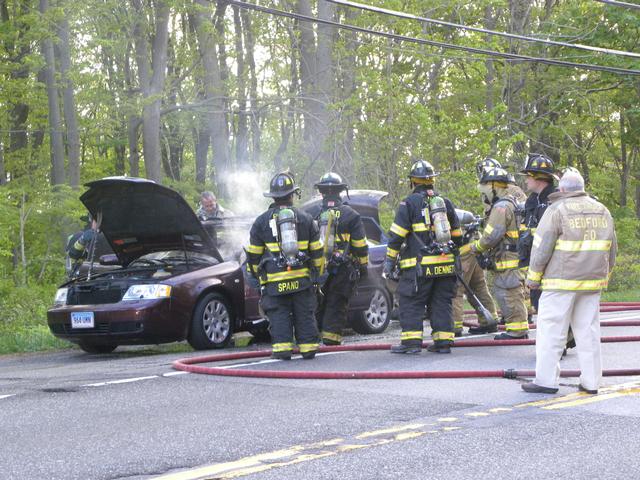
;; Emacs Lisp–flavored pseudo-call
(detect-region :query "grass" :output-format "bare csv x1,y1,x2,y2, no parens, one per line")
602,288,640,302
0,325,75,354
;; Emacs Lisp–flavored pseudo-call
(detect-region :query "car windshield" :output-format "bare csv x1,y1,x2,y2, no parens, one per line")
131,250,218,266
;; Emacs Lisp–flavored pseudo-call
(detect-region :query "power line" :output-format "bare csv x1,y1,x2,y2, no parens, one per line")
225,0,640,76
594,0,640,10
329,0,640,59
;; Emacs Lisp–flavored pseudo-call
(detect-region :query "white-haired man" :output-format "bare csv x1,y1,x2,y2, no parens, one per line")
522,170,617,394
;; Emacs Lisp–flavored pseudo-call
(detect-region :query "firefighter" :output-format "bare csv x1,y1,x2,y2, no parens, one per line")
382,160,463,354
314,172,369,345
476,157,527,208
517,153,558,313
475,157,529,326
246,172,323,360
522,169,617,394
465,167,528,339
65,214,98,279
453,212,499,336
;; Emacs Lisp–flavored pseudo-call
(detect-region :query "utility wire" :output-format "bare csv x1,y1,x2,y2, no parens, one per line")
329,0,640,59
225,0,640,76
594,0,640,10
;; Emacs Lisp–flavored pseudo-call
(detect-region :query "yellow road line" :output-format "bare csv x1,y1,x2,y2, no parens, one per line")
155,381,640,480
356,423,427,439
153,423,459,480
543,387,640,410
437,417,458,422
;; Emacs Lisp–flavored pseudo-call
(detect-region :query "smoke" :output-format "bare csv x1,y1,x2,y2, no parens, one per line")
220,169,271,217
214,168,272,262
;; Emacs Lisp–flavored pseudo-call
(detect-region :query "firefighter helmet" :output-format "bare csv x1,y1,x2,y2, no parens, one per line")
520,153,556,178
479,167,514,184
264,172,300,198
475,157,502,179
314,172,348,192
409,159,438,179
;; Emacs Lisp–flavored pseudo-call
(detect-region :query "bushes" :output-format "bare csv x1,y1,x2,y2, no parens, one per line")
608,253,640,292
0,283,71,354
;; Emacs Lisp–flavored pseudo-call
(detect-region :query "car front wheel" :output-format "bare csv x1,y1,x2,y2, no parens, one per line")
349,287,391,334
188,292,233,350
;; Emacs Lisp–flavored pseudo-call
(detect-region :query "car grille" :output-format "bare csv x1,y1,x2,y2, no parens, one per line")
66,284,125,305
50,322,143,335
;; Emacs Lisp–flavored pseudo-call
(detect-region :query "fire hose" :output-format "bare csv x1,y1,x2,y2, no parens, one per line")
173,302,640,380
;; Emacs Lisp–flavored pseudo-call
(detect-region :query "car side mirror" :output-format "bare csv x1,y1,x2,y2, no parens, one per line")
99,254,120,266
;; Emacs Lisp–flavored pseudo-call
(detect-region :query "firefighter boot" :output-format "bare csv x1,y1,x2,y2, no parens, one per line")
271,351,292,360
390,344,421,354
468,324,498,335
426,342,451,354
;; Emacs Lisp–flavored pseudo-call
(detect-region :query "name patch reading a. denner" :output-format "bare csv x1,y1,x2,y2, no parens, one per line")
423,264,455,277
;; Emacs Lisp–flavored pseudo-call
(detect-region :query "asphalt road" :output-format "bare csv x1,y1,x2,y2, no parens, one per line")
2,310,640,480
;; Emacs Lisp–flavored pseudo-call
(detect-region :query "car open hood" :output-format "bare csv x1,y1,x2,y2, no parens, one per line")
300,189,388,225
80,177,222,266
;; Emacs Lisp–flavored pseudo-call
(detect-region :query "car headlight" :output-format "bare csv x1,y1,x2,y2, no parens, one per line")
122,284,172,301
53,288,68,306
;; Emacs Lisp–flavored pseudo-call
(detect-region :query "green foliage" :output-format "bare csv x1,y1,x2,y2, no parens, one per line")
608,253,640,293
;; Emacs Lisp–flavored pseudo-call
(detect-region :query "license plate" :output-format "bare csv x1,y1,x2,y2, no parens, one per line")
71,311,94,329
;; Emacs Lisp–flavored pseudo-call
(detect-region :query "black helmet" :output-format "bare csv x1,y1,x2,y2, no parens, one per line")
476,157,502,179
314,172,348,192
409,159,438,179
520,153,556,178
479,167,513,184
264,172,300,198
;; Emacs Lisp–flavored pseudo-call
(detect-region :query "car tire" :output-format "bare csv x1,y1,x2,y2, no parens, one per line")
78,342,117,354
349,287,391,334
188,292,234,350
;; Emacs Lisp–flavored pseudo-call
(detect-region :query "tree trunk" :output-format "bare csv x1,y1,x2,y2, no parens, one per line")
233,6,249,169
273,25,299,172
0,144,6,185
131,0,170,183
484,5,498,155
40,0,65,186
123,42,139,177
192,0,230,192
57,12,81,188
504,0,532,158
619,113,629,207
2,0,30,176
241,9,260,166
338,7,358,181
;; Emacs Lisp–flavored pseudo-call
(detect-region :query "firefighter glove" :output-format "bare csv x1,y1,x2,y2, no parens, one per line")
359,265,368,278
247,275,260,290
382,258,395,279
81,229,96,246
525,279,540,290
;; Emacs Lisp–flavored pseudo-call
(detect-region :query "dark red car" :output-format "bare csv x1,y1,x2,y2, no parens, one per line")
47,178,393,353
